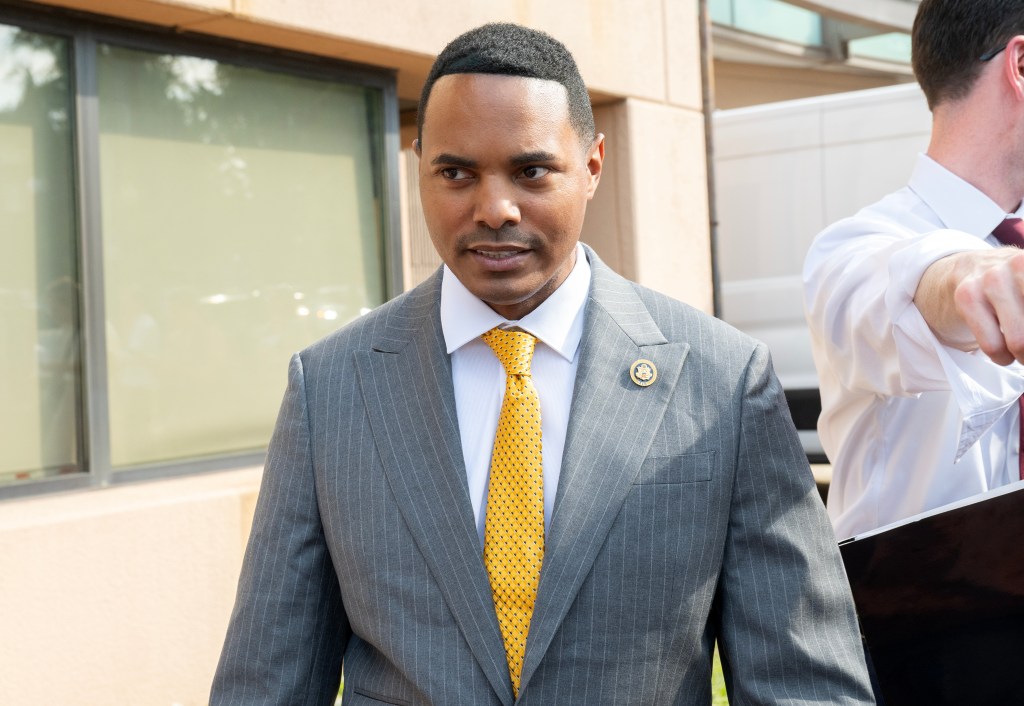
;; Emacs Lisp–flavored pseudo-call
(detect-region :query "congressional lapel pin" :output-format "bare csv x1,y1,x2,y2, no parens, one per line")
629,359,657,387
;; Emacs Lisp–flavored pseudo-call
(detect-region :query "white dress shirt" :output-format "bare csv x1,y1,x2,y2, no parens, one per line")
441,243,590,545
804,154,1024,539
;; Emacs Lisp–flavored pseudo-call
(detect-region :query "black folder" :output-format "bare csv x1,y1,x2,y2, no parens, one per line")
838,481,1024,705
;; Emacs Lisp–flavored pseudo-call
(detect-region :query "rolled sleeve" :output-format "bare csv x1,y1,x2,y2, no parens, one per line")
885,230,1024,457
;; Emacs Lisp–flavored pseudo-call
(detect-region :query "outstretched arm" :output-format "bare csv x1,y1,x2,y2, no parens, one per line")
916,247,1024,365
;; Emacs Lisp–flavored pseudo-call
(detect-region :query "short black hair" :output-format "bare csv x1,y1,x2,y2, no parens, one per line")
417,22,596,145
913,0,1024,109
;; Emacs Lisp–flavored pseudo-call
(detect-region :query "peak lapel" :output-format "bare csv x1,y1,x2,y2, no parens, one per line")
519,250,690,692
354,273,514,706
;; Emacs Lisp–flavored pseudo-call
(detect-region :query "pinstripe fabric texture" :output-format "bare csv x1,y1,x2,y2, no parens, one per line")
211,246,874,706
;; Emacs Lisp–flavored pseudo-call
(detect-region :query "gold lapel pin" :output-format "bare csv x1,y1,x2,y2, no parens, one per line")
629,359,657,387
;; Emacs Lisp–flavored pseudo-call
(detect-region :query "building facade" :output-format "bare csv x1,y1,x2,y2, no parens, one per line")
1,0,924,701
0,1,711,703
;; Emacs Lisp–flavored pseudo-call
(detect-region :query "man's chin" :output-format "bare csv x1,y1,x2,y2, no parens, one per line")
475,286,544,320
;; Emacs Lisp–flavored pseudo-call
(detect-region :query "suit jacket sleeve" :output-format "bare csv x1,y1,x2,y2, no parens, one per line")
211,352,351,705
716,342,874,705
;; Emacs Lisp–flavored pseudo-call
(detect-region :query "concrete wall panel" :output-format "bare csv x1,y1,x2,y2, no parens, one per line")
665,0,703,111
0,469,261,705
714,60,908,110
626,99,712,311
32,0,704,106
584,100,635,278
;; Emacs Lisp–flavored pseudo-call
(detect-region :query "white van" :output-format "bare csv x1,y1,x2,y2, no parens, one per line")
713,83,931,461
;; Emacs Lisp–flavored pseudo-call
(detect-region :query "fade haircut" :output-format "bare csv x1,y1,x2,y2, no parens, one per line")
913,0,1024,109
417,22,596,146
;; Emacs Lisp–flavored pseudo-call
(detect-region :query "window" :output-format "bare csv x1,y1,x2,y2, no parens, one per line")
849,32,912,65
710,0,823,48
0,8,399,496
0,24,79,485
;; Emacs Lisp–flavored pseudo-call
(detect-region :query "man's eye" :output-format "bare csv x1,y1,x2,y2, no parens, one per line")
441,167,471,180
521,166,550,180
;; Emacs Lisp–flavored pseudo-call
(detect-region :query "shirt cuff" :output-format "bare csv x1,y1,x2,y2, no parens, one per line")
885,229,1024,459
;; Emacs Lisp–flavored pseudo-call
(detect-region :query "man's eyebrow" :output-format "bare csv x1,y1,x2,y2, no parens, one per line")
509,151,557,167
431,153,476,168
429,151,558,168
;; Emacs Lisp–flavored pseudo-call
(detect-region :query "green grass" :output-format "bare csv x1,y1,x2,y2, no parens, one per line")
712,647,729,705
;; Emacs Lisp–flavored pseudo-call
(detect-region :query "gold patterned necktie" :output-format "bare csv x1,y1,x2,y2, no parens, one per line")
481,327,545,698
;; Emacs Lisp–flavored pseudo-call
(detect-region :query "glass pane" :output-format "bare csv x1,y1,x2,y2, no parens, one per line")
0,24,81,484
730,0,823,47
97,44,388,467
849,32,912,64
709,0,734,25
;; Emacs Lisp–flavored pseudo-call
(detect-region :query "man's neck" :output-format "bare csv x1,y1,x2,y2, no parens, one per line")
928,96,1024,213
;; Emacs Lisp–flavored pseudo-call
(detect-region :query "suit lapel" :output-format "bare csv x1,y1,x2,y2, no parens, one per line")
519,249,690,692
354,272,514,706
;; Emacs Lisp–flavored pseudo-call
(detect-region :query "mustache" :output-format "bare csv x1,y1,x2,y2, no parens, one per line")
455,225,540,250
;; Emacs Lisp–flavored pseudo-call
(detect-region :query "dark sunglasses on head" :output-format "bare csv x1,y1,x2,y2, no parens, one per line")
980,44,1006,61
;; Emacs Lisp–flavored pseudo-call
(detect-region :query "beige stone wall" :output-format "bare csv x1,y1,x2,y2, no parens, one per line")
0,468,261,705
37,0,703,106
713,60,913,110
2,1,711,703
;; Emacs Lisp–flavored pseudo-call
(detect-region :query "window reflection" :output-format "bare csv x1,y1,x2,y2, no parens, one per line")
97,44,387,467
0,23,80,484
0,23,391,484
0,26,62,111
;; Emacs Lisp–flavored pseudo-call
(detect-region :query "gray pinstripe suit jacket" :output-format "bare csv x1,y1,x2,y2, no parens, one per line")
211,246,873,705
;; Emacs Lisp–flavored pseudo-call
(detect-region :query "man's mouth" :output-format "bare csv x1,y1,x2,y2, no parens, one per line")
467,246,531,271
473,249,527,259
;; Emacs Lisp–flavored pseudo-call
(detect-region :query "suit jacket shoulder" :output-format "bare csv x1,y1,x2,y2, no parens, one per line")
584,246,763,390
299,268,443,370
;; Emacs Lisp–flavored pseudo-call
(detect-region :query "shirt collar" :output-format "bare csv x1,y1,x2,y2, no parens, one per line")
909,153,1024,236
440,242,591,362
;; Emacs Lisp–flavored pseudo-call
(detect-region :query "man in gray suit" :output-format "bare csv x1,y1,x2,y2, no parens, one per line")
212,23,872,705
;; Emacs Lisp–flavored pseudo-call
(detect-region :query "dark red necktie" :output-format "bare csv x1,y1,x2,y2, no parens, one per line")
993,217,1024,248
991,218,1024,480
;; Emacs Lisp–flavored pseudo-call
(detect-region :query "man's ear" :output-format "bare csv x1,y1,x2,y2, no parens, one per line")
585,133,605,199
413,138,422,156
1003,36,1024,101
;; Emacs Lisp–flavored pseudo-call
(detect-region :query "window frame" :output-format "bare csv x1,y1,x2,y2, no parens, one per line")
0,3,402,500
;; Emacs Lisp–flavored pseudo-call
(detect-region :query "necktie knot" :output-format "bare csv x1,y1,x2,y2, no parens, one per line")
482,328,537,377
993,218,1024,249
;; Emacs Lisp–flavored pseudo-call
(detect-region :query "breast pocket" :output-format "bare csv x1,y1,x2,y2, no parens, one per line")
633,450,714,484
349,687,411,705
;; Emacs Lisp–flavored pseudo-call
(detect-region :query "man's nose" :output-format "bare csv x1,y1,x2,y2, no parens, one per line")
473,176,521,230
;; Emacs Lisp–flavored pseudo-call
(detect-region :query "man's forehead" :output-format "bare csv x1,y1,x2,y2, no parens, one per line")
425,73,569,115
420,73,572,145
